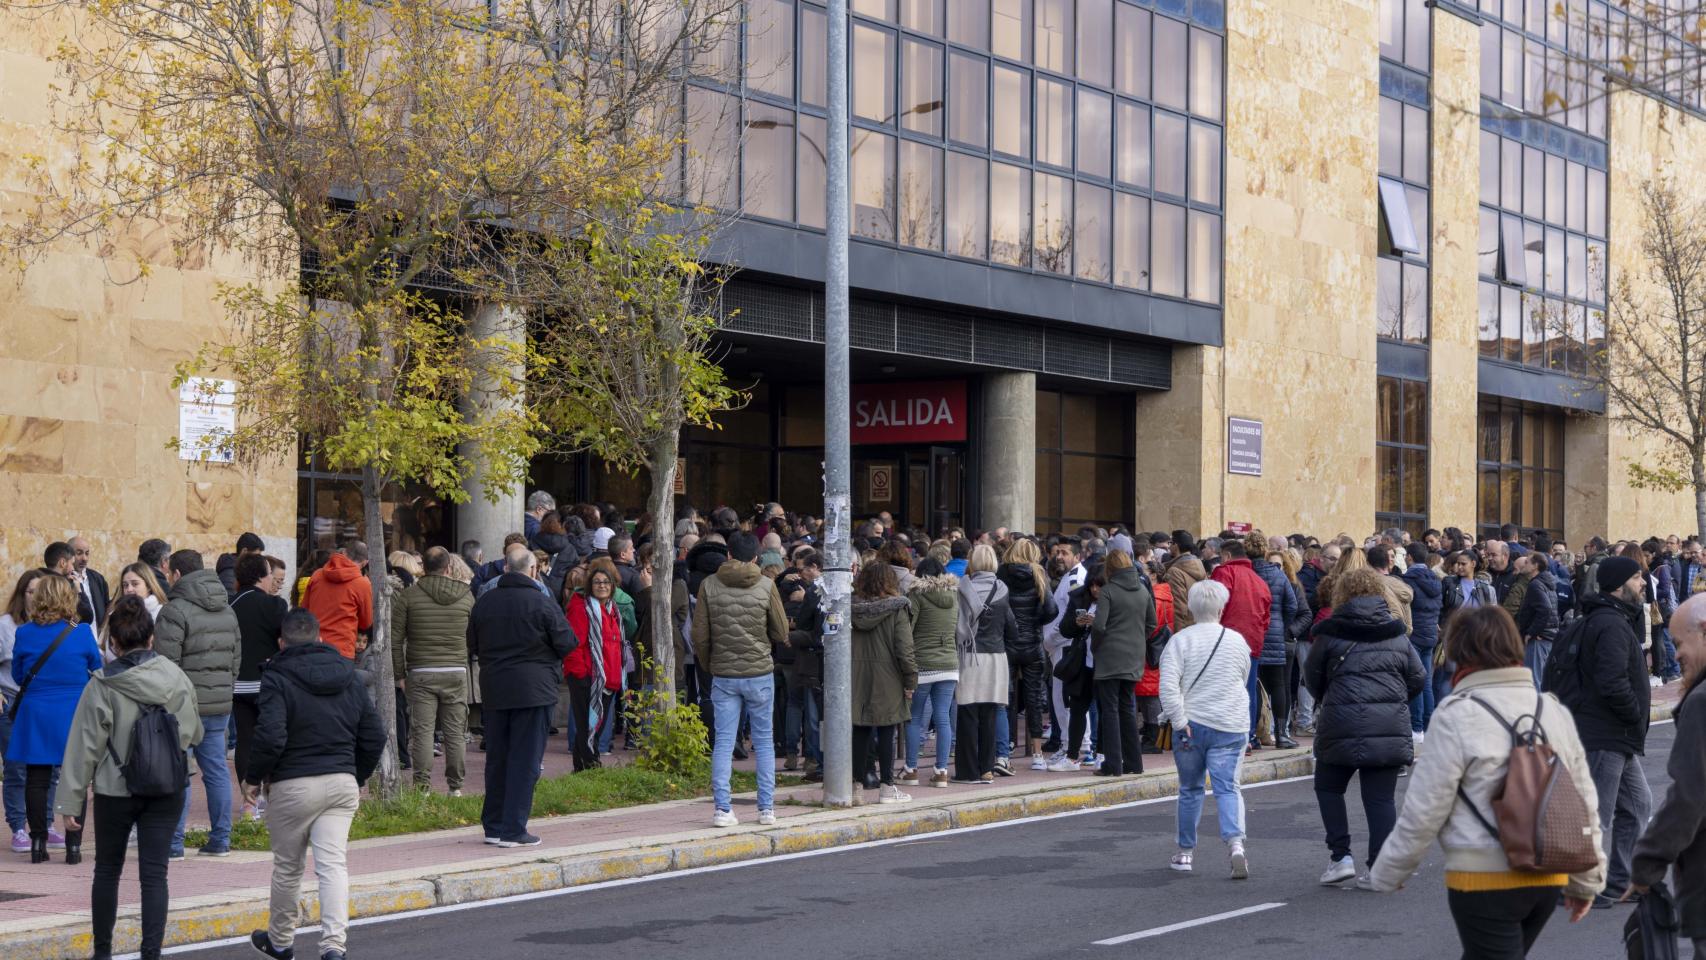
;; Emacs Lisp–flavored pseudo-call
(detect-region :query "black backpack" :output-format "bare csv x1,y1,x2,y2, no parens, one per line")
1540,614,1592,709
108,705,187,798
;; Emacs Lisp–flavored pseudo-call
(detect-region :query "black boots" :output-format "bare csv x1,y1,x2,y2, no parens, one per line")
64,835,81,865
1275,723,1299,750
29,832,48,864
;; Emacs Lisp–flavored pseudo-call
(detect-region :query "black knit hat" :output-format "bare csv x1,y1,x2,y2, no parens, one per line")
1596,555,1642,595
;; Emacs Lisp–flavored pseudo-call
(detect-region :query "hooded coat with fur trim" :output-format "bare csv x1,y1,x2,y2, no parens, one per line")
907,574,960,675
1304,594,1428,768
851,595,917,726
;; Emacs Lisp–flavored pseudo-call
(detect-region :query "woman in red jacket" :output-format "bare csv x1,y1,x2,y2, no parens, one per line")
564,559,625,772
1137,565,1174,753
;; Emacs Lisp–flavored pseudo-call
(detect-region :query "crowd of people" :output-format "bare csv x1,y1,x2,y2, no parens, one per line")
3,503,1705,959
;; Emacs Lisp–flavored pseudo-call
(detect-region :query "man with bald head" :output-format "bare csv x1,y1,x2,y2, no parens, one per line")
1629,595,1706,949
67,536,110,629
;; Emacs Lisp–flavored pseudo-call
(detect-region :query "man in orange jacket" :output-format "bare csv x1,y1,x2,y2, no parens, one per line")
301,542,374,660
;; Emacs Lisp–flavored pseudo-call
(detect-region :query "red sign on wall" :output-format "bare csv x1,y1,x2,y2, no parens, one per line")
850,380,968,445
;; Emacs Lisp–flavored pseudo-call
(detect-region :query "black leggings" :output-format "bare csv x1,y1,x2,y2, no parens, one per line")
955,704,996,779
93,791,182,959
1258,663,1291,735
232,693,260,784
1013,658,1050,740
1314,762,1401,867
566,676,610,772
26,764,82,844
1445,886,1560,960
852,724,895,786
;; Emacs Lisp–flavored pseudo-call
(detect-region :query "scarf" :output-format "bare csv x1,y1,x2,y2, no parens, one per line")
585,594,608,688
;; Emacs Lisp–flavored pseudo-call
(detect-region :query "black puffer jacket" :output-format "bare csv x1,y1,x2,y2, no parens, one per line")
685,540,731,597
246,641,385,786
1558,592,1650,755
1305,594,1427,769
1516,567,1560,641
996,563,1058,666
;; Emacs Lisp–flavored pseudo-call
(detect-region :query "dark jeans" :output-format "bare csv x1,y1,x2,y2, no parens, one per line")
852,724,895,787
696,665,717,748
1445,886,1560,960
1094,678,1142,775
565,676,610,772
395,687,411,768
954,703,996,779
232,693,260,784
1257,663,1290,735
1314,762,1401,867
784,682,822,763
1067,693,1093,756
26,765,81,844
92,791,183,960
480,705,550,841
1013,657,1050,740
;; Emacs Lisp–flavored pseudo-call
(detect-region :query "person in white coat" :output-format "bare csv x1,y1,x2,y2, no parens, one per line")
1043,538,1088,763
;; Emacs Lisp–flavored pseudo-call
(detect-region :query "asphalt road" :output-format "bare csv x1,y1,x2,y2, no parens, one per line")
168,725,1685,960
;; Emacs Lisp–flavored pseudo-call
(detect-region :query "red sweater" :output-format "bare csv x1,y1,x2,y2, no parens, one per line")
564,594,624,690
1209,558,1271,658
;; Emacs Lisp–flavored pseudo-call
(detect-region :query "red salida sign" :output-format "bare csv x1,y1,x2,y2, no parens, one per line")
850,380,967,445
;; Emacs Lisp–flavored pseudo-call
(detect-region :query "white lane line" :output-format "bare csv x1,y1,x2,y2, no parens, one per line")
1093,902,1287,946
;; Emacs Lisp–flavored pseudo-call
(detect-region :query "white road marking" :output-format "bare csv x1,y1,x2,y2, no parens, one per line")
1092,902,1287,945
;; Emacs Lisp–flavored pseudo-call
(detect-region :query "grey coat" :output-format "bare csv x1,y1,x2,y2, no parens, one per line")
1092,567,1155,683
154,569,242,717
1632,676,1706,937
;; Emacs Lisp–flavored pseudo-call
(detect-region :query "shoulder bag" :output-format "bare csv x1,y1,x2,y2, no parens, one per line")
6,624,76,721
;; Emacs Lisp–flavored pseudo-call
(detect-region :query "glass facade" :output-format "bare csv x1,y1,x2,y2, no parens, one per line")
1376,376,1429,536
1476,396,1565,539
1377,90,1430,343
692,0,1226,305
1035,388,1136,533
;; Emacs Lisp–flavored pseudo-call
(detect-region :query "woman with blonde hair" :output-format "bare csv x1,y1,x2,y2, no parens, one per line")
1315,544,1370,615
997,538,1058,770
114,563,168,621
953,544,1018,783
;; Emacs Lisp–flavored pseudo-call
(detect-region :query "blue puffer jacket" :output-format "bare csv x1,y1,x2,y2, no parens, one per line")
1251,559,1306,665
1401,563,1443,649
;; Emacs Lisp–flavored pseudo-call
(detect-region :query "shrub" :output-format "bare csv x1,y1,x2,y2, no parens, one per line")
623,668,710,781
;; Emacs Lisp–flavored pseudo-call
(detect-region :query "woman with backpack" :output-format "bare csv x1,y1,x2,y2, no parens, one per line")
54,595,202,960
1369,605,1603,958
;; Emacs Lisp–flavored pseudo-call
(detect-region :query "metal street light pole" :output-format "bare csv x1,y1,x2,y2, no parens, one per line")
820,0,853,808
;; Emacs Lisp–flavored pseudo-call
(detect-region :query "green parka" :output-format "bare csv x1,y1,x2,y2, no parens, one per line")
54,650,203,812
154,569,241,717
391,574,475,675
906,574,960,675
851,595,917,726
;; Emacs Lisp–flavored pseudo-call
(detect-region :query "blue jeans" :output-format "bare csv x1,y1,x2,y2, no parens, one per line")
1246,663,1261,736
1410,643,1437,732
995,704,1010,759
906,680,957,771
1523,639,1551,690
783,683,820,764
173,713,231,854
1432,662,1455,706
1656,628,1680,677
1174,722,1247,849
711,675,775,813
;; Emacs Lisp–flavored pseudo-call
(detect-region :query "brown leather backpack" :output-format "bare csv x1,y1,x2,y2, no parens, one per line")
1455,693,1599,874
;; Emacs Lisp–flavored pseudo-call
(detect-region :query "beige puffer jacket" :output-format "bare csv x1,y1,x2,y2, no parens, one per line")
690,560,786,679
1369,667,1606,900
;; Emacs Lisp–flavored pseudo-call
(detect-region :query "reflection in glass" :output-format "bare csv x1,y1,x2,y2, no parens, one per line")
1034,172,1071,274
1501,286,1521,361
990,161,1032,266
1114,192,1149,290
902,39,945,135
1077,88,1111,180
1403,104,1427,185
1114,4,1150,99
851,129,896,240
1545,154,1564,225
854,0,896,21
1077,0,1112,88
899,140,944,250
1188,210,1220,304
993,0,1032,61
1153,109,1186,198
1566,161,1585,233
1153,15,1187,111
1478,207,1497,277
1034,0,1073,74
1567,233,1586,300
797,114,827,228
1115,100,1150,188
949,51,988,146
1151,200,1185,297
1480,131,1498,204
1586,239,1605,304
801,5,827,106
1501,138,1520,212
902,0,945,35
1524,221,1543,287
1036,76,1072,168
1189,121,1220,206
948,0,988,48
686,87,738,210
946,151,988,258
1403,261,1428,341
1379,98,1401,178
1478,281,1499,357
1377,258,1401,338
743,103,794,221
1075,183,1111,282
1190,27,1223,121
1587,167,1605,236
1404,184,1428,263
746,0,795,99
993,63,1031,157
1522,145,1542,218
1545,225,1563,294
854,24,896,123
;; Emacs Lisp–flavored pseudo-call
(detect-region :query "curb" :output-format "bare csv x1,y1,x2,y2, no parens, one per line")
0,751,1313,959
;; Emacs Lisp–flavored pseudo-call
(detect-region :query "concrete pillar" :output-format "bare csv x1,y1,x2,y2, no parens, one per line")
457,303,526,557
980,372,1036,532
1134,345,1219,534
1427,5,1483,528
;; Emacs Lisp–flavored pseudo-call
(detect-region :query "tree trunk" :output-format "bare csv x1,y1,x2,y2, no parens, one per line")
362,465,404,799
1694,451,1706,543
647,431,680,700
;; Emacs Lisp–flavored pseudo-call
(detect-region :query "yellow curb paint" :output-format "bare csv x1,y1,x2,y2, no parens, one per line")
672,832,775,870
861,807,952,840
949,796,1026,828
767,821,870,854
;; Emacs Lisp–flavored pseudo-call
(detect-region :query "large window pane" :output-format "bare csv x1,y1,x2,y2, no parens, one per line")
1566,161,1586,232
1522,145,1542,218
801,4,827,106
1403,261,1428,341
1566,231,1585,299
1036,76,1072,168
1188,210,1220,304
1403,104,1427,185
1478,280,1500,357
902,0,945,35
743,103,794,220
946,151,988,258
949,52,988,147
1189,120,1220,206
901,38,945,135
1153,15,1187,111
1379,0,1401,61
1190,27,1223,121
747,0,795,99
851,129,896,239
1586,238,1605,303
1034,171,1071,274
1378,258,1402,338
1114,3,1151,99
1545,153,1564,225
1078,0,1113,87
854,0,896,20
1151,200,1185,297
990,161,1032,266
1500,286,1521,361
1524,220,1543,286
1587,166,1605,236
1501,137,1520,212
1379,97,1402,178
899,139,943,249
1114,191,1149,289
993,63,1031,157
1480,20,1499,97
1405,184,1428,262
1522,291,1546,366
1034,0,1073,74
686,88,738,209
993,0,1032,61
796,114,828,228
1403,0,1428,69
1153,109,1186,197
1075,183,1112,282
854,24,897,123
1480,131,1499,204
1115,100,1150,188
947,0,988,48
1479,207,1497,276
1077,88,1112,180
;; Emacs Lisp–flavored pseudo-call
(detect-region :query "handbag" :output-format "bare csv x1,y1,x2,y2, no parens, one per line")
6,624,76,721
1623,880,1680,960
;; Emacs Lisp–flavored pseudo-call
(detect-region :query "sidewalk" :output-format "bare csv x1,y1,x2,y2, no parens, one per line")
0,682,1685,959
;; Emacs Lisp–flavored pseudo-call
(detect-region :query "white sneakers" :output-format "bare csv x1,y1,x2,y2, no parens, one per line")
1229,840,1249,880
711,810,739,828
1169,849,1194,872
878,784,912,804
1046,755,1082,772
757,810,776,826
1412,730,1425,747
1320,855,1357,885
1354,875,1376,891
1030,753,1049,771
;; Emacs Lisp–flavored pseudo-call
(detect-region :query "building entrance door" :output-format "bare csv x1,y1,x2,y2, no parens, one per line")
854,446,963,536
